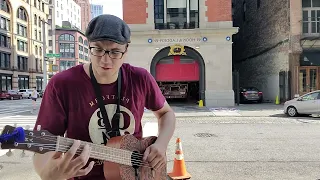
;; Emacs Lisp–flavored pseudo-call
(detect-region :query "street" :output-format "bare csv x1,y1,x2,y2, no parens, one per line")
1,100,320,179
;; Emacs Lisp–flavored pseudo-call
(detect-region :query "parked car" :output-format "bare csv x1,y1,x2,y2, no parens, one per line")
239,87,263,103
0,90,23,100
284,90,320,117
18,89,33,98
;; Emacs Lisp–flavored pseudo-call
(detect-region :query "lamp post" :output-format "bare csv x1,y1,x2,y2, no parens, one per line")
42,18,48,91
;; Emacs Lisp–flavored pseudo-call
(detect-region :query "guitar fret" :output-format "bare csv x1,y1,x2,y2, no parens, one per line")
56,137,133,166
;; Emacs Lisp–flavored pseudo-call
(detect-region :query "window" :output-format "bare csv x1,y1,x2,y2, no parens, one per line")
166,0,187,29
302,1,320,34
0,33,10,48
34,14,37,25
1,75,12,91
59,34,75,41
35,45,38,55
301,92,320,101
154,0,199,29
18,76,29,89
78,36,83,44
36,76,43,90
17,56,28,71
0,0,10,13
17,24,27,37
59,43,75,58
154,0,164,29
0,17,10,31
17,40,28,52
17,7,27,21
0,51,10,69
35,58,38,70
59,60,75,71
38,17,41,27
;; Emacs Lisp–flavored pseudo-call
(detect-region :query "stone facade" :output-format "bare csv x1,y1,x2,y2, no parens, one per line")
0,0,49,91
122,0,238,107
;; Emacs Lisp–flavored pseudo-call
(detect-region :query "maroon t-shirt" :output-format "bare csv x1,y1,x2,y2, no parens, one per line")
34,63,166,180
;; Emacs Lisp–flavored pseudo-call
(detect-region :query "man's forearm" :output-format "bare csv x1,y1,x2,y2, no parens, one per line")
155,111,176,147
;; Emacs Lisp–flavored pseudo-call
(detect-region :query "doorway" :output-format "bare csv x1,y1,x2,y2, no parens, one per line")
298,66,319,95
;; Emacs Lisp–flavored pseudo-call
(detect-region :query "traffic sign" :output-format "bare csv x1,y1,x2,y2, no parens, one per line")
46,53,60,58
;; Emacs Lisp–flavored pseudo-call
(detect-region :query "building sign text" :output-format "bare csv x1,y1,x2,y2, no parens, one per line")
149,37,207,44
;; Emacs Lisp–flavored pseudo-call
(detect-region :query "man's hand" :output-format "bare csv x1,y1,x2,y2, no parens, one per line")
38,140,95,180
142,142,167,170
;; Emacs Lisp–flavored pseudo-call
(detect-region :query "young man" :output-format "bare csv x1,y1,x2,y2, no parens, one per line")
32,14,176,180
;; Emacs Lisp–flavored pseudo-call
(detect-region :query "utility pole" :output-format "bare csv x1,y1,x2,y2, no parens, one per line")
42,19,48,91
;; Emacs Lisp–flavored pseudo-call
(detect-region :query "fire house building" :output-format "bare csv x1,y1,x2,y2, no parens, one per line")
123,0,238,107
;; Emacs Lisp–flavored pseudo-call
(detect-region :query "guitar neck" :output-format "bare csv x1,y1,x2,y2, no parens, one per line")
56,136,133,166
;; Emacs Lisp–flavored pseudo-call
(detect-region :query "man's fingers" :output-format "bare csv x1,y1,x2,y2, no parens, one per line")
143,147,150,161
74,161,95,177
60,140,81,168
70,144,91,171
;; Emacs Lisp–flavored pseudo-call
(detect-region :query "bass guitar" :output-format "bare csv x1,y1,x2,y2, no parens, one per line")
0,125,167,180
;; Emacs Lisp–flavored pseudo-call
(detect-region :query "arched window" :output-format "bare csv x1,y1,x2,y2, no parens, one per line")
17,7,27,21
84,40,88,46
78,36,83,44
38,17,41,27
59,34,75,41
0,0,10,13
35,45,38,55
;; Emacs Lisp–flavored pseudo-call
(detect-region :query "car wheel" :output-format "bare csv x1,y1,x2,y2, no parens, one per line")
287,106,298,117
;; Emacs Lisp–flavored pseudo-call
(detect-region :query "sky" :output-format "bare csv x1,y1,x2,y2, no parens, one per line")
90,0,123,19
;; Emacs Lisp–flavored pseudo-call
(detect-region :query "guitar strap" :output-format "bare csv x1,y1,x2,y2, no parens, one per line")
89,63,121,140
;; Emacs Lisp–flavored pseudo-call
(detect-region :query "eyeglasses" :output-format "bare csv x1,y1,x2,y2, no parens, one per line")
89,47,126,59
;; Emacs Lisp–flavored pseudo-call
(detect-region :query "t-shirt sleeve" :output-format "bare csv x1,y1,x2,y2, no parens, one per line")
144,70,166,111
33,81,67,136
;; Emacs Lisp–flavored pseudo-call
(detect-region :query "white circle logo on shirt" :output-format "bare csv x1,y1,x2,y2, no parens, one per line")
88,104,136,145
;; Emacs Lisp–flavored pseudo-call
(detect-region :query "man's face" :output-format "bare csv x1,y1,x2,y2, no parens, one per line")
89,40,128,78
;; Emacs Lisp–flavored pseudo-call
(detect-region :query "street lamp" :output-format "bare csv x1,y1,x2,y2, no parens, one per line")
42,18,49,91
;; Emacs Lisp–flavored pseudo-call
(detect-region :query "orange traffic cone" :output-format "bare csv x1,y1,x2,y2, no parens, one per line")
168,138,191,180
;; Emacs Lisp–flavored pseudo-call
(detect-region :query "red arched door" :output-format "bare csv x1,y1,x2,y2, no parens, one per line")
155,56,199,81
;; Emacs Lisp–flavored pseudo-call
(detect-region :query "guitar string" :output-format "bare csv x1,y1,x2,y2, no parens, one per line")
16,142,155,169
25,134,154,168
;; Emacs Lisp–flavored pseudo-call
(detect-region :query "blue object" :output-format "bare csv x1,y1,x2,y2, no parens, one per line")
202,37,208,42
0,127,25,143
226,36,231,41
148,38,153,43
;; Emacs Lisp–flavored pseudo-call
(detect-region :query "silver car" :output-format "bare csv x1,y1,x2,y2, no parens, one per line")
284,90,320,117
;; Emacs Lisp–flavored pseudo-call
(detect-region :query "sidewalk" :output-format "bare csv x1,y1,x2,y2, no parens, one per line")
142,103,286,118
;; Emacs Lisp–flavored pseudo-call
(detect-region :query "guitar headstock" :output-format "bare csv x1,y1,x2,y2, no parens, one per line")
0,125,56,155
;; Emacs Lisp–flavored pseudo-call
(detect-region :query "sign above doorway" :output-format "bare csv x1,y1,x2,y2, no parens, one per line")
148,37,208,44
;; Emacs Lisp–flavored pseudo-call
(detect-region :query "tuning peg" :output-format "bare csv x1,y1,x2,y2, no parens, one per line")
6,149,13,157
20,150,26,158
37,125,41,131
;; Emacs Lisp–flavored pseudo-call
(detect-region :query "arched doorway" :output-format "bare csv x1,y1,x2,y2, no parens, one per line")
150,45,206,104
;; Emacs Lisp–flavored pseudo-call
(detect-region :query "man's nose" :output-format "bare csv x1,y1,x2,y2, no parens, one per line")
101,53,112,63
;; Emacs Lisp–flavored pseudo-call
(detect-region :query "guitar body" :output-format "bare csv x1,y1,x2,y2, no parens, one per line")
103,135,167,180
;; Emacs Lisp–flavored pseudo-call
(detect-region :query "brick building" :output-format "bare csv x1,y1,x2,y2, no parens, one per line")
0,0,49,91
122,0,238,107
232,0,320,102
74,0,91,32
53,28,89,76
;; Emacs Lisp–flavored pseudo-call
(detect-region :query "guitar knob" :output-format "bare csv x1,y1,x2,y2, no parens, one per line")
20,150,26,158
6,149,13,157
37,125,41,131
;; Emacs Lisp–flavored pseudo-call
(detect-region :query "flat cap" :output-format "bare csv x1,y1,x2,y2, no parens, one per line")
85,14,131,45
